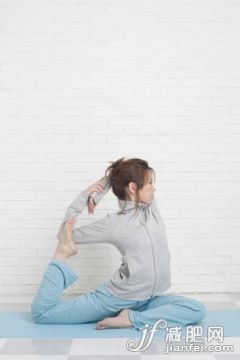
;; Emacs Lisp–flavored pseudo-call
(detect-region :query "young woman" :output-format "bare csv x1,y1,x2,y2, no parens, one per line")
31,157,206,331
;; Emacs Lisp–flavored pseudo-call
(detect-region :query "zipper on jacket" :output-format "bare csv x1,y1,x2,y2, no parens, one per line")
143,223,157,295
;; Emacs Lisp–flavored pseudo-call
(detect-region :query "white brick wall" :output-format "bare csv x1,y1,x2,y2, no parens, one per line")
0,0,240,297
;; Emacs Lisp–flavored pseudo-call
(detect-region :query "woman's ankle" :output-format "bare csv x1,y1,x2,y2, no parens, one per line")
52,250,68,263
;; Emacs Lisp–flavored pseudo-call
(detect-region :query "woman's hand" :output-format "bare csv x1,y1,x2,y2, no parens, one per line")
85,177,105,215
85,177,105,197
87,196,96,215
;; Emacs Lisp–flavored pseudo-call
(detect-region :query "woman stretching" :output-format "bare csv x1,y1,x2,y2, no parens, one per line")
31,157,206,331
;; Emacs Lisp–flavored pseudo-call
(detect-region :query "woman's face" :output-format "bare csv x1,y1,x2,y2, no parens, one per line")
139,171,156,204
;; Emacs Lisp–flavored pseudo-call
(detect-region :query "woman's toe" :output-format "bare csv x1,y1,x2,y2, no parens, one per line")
96,320,105,330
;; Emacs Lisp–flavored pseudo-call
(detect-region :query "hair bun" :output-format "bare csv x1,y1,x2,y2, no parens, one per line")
112,157,125,169
105,157,126,177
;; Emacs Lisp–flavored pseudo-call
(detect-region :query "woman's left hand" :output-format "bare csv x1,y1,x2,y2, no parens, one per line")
85,177,105,215
85,177,105,197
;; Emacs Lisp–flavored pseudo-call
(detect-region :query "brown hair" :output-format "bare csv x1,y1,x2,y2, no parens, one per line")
104,157,156,215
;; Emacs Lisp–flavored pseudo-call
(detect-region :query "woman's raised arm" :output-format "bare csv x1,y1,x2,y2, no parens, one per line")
56,175,111,241
88,176,111,206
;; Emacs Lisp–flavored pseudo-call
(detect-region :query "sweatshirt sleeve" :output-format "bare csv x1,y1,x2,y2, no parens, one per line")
56,189,89,240
56,176,111,242
71,213,112,244
89,175,111,206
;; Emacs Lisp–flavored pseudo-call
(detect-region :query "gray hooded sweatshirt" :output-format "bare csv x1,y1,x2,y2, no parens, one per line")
56,177,172,301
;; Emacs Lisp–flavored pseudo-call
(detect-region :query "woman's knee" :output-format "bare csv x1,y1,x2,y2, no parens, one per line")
31,304,45,324
31,309,44,324
193,300,206,323
177,296,206,324
31,302,53,324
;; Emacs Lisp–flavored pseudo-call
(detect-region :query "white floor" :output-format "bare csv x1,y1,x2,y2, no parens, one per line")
0,292,239,359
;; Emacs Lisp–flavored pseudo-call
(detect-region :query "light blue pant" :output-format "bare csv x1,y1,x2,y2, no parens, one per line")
31,259,206,331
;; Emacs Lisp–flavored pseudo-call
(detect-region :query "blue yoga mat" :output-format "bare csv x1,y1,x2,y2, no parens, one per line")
0,310,239,338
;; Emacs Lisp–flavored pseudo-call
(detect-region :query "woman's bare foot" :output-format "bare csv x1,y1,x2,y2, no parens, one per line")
53,219,78,262
96,309,131,330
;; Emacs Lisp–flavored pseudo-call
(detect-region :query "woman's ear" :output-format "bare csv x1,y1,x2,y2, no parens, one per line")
128,182,137,195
